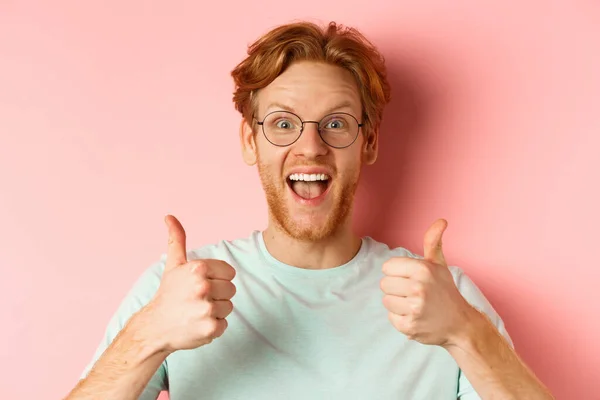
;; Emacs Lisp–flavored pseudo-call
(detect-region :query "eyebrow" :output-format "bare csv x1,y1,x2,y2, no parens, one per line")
265,101,357,117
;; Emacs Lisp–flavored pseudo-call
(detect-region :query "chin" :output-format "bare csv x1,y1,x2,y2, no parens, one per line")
274,206,342,241
282,222,334,242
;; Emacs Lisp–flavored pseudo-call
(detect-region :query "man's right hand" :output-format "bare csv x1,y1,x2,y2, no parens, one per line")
137,214,237,353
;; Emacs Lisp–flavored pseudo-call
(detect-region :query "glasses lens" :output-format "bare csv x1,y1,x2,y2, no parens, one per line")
262,111,302,146
319,113,359,148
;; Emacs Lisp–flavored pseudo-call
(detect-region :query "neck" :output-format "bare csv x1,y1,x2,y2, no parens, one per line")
262,218,362,270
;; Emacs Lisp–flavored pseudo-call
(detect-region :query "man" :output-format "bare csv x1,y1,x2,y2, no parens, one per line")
66,21,553,400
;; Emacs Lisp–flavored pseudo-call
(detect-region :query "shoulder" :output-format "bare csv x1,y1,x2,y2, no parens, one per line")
362,237,419,261
187,231,261,261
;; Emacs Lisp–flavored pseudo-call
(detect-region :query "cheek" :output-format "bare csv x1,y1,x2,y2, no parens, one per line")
256,139,279,162
337,152,363,177
256,144,289,174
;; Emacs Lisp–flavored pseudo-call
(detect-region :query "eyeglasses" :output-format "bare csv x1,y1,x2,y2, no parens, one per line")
255,110,363,149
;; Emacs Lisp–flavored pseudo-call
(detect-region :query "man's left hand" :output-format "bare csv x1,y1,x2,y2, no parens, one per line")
380,219,479,347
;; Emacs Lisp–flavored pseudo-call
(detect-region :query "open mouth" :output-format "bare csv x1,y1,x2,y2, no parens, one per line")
286,173,331,200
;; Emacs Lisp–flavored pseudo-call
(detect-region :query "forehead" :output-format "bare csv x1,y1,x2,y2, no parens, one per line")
257,61,362,118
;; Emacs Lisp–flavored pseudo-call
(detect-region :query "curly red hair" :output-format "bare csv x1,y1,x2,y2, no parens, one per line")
230,21,391,136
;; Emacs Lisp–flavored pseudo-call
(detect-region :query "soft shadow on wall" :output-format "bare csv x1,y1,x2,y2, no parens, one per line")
353,57,431,248
352,56,570,397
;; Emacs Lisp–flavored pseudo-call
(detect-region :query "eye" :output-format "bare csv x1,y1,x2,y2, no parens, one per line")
276,119,295,129
324,118,346,130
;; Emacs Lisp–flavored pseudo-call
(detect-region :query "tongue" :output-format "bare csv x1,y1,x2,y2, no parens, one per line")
291,181,327,200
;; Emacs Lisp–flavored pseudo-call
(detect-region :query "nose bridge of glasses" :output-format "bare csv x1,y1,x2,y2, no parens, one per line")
300,120,321,133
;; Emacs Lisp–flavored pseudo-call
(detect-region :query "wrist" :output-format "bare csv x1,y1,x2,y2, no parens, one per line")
444,305,489,352
127,305,172,357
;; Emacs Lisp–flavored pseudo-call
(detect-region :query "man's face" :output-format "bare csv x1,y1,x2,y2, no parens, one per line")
241,61,377,241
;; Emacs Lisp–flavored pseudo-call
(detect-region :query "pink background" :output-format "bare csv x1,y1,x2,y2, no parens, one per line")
1,2,599,399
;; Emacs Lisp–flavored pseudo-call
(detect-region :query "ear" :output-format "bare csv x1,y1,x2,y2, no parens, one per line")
362,128,379,165
240,117,258,166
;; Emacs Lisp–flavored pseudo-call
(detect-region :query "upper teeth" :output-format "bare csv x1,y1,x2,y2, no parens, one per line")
289,173,329,181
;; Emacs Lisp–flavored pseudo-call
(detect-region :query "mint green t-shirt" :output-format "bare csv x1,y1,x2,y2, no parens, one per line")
81,231,512,399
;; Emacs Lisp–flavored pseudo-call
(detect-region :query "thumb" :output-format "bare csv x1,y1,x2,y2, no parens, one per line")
164,214,187,270
423,218,448,267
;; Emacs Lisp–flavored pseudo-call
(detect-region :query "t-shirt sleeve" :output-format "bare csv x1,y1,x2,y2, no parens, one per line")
79,258,168,400
449,266,514,400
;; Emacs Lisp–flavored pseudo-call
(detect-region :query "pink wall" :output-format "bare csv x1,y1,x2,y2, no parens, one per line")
1,2,598,399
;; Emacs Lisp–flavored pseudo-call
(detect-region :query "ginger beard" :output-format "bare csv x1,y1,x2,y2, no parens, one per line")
257,154,361,242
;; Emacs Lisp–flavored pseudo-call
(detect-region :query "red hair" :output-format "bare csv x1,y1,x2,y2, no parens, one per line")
231,21,391,135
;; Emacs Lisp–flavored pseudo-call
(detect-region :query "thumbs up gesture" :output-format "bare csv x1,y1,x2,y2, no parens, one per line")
140,215,237,353
380,219,476,347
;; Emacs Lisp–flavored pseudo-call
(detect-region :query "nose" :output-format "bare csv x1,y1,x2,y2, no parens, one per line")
291,122,328,158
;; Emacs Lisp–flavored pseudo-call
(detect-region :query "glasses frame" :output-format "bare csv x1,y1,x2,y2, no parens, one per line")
255,110,364,149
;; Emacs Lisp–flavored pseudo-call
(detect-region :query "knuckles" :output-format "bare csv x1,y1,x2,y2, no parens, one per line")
379,276,390,292
412,282,426,298
381,257,404,274
194,279,211,297
379,275,428,300
379,277,387,293
409,298,424,314
382,257,433,281
202,318,220,337
190,259,209,276
202,301,215,318
402,319,418,339
416,264,434,282
388,312,417,339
